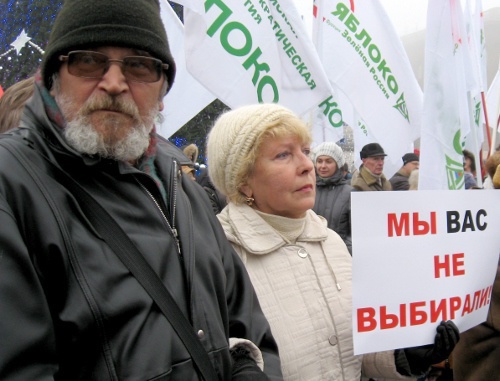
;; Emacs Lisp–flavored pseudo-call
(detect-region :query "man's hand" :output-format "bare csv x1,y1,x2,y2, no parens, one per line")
404,320,460,375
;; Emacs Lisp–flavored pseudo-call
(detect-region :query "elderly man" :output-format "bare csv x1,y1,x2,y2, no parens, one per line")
389,152,420,191
351,143,392,191
0,0,282,380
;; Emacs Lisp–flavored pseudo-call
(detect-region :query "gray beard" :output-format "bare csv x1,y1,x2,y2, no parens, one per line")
64,118,152,163
57,96,156,163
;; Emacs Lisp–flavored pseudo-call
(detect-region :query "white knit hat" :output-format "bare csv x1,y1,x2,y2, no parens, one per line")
312,142,345,167
207,103,297,202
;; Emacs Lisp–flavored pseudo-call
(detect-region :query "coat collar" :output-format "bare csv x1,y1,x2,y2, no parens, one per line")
217,203,329,255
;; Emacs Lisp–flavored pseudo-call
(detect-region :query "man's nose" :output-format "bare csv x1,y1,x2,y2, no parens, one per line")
98,62,129,94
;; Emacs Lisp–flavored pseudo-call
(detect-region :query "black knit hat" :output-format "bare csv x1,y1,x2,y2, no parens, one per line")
360,143,387,159
41,0,176,92
402,153,419,165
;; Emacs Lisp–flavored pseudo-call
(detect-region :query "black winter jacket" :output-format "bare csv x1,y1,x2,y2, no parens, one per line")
0,86,282,381
313,170,353,254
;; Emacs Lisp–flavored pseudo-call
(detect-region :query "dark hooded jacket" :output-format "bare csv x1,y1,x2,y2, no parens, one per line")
452,257,500,380
313,169,352,254
0,84,282,381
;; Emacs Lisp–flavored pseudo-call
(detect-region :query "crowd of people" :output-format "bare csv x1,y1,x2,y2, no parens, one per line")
0,0,498,380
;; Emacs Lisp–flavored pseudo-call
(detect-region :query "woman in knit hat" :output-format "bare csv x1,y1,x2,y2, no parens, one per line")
207,103,458,381
311,141,353,254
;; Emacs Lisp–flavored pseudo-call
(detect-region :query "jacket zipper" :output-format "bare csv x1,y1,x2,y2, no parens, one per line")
135,170,181,255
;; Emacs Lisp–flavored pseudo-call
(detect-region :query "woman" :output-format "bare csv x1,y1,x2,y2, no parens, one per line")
312,141,353,254
206,103,458,381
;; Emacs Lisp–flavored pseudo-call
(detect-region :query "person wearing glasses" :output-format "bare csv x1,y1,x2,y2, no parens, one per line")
0,1,282,380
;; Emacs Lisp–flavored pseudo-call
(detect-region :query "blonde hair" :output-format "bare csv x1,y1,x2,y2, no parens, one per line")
0,76,35,133
485,151,500,179
183,143,199,163
230,115,312,204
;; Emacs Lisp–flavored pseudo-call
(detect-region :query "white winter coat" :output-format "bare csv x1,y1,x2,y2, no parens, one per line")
217,203,411,381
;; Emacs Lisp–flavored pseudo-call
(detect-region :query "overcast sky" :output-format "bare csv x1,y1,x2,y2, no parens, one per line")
293,0,500,36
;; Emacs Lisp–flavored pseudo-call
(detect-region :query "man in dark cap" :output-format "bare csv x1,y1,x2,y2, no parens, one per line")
0,1,281,380
389,152,420,191
352,143,392,191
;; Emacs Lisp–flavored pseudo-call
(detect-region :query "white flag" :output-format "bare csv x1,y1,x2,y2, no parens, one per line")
463,0,487,186
312,0,422,170
486,66,500,153
463,1,485,151
174,0,338,123
487,67,500,130
159,0,216,138
419,0,474,190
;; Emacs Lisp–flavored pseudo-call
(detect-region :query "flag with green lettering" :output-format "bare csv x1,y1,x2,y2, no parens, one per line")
174,0,341,126
419,0,473,190
312,0,422,174
159,1,216,138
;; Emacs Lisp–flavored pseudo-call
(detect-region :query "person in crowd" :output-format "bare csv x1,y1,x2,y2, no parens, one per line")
462,149,478,189
482,149,500,189
0,1,282,380
351,143,393,191
182,165,197,180
494,160,500,188
451,160,499,380
409,169,419,191
389,152,420,191
312,141,353,254
206,103,459,381
341,162,352,184
197,166,228,214
181,143,199,178
0,76,35,133
183,143,199,163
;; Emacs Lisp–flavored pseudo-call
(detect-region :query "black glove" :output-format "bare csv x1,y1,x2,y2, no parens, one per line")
230,345,270,381
403,320,460,375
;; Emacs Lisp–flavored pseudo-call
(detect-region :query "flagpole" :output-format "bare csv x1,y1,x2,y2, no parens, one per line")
490,60,500,156
467,92,483,187
481,91,492,156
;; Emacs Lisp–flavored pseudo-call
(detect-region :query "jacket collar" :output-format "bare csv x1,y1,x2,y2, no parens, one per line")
217,203,329,255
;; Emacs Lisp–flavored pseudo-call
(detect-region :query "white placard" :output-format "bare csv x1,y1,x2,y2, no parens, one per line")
351,190,500,354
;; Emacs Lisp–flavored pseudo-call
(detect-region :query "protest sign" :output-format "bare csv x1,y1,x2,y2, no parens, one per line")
351,190,500,354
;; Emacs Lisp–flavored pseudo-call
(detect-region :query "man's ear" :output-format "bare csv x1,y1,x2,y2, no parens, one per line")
159,101,164,112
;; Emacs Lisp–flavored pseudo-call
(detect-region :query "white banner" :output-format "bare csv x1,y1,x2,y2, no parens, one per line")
174,0,339,125
351,190,500,354
487,66,500,153
418,0,474,190
159,0,216,138
463,0,486,184
487,67,500,132
312,0,422,169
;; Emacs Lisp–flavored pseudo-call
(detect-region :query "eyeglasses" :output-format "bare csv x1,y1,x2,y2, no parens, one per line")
58,50,169,83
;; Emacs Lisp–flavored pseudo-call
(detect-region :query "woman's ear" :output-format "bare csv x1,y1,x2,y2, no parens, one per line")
239,184,253,198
